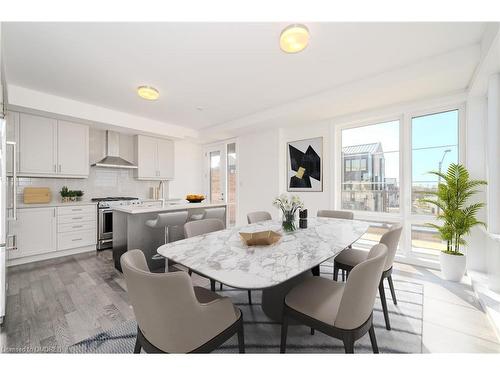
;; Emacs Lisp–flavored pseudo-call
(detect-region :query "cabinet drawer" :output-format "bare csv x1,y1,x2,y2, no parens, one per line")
58,221,96,233
58,205,96,216
57,230,96,251
58,213,95,224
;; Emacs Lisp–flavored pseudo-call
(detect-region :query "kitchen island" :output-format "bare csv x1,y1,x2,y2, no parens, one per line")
112,202,227,272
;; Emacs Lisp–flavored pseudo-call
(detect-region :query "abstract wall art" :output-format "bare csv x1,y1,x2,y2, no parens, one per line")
287,137,323,192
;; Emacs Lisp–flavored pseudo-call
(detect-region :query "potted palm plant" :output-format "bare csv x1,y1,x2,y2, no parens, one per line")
420,164,487,281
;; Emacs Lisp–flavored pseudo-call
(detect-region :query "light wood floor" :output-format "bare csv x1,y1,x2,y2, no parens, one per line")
1,250,499,353
0,251,135,352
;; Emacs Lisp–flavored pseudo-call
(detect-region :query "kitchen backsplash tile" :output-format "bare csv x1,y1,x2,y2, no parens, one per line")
14,168,167,203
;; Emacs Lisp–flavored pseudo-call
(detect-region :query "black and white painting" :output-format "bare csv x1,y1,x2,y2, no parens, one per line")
287,137,323,192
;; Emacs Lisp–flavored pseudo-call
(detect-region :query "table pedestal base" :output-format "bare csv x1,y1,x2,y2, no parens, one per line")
261,271,314,323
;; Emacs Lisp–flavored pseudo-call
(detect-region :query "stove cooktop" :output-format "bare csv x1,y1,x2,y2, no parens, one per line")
91,197,139,202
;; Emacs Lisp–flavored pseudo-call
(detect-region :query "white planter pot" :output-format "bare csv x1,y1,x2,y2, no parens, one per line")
439,251,466,282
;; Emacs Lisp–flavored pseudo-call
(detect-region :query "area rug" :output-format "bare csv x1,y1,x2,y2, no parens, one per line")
69,265,423,353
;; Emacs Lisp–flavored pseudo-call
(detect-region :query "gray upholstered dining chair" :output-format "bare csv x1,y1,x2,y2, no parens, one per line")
316,209,354,278
280,243,388,354
333,224,403,330
120,249,244,353
184,219,253,305
247,211,272,224
317,210,354,220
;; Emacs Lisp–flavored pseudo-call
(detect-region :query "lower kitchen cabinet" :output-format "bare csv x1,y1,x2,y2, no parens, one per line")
8,207,57,259
8,204,97,264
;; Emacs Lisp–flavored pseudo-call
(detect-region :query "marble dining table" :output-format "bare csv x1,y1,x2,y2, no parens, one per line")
157,217,370,321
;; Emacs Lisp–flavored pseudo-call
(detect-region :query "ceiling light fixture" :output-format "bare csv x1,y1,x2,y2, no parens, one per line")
280,24,310,53
137,86,160,100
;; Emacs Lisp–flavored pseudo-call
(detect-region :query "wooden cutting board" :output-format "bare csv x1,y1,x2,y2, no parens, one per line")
23,187,52,204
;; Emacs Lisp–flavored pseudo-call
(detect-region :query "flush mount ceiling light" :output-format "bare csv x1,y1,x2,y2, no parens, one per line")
137,86,160,100
280,24,310,53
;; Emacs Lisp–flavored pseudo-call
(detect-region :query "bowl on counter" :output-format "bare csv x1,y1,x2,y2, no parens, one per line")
186,194,205,203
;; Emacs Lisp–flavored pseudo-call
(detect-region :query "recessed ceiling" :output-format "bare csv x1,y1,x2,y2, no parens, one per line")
2,22,486,131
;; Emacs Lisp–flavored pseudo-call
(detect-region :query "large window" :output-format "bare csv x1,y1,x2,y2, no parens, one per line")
341,120,400,213
411,110,459,214
337,105,462,263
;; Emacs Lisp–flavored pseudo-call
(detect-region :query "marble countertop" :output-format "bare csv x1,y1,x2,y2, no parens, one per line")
157,217,370,290
17,200,98,209
113,202,227,215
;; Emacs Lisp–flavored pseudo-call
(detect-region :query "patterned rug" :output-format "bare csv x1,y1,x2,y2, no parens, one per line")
69,265,423,353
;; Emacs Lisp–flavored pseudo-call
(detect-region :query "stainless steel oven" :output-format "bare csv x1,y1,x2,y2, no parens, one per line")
93,197,140,250
97,208,113,250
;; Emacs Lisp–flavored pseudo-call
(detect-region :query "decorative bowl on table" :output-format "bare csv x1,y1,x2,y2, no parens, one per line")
186,194,205,203
239,230,282,246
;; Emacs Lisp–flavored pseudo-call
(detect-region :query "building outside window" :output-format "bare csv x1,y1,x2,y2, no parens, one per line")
337,106,462,263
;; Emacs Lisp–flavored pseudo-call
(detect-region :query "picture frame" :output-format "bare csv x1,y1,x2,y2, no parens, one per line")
286,137,323,192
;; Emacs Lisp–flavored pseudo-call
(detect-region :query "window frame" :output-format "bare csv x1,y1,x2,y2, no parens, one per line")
334,102,465,264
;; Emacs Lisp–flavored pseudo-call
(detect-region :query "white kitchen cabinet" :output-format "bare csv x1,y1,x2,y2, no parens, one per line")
9,111,89,178
157,138,175,179
7,204,97,264
57,120,89,176
56,204,97,251
135,135,175,180
18,113,58,175
8,207,57,260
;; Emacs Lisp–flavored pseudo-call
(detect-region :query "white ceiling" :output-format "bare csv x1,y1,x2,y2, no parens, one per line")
2,22,487,133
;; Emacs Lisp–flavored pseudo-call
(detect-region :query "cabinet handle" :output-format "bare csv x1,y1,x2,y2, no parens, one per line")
72,217,83,220
72,238,83,242
58,164,61,172
72,225,83,229
6,234,17,251
54,164,57,172
72,208,83,212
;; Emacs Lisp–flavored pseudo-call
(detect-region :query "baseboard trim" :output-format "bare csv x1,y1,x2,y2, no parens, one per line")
7,245,96,266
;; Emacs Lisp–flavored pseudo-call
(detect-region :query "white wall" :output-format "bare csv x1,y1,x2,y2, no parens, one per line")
237,128,280,225
169,140,204,199
465,96,488,272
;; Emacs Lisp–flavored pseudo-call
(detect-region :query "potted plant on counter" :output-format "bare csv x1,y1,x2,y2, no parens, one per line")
60,186,84,202
273,194,304,232
420,163,487,281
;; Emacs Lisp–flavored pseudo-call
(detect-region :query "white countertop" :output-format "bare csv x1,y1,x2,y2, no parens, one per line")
158,217,370,289
113,202,227,214
17,200,98,209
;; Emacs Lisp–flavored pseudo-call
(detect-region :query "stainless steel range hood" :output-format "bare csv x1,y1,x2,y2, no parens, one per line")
91,131,138,169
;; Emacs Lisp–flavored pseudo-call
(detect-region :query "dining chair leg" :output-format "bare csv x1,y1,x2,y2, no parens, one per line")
220,283,223,291
342,335,354,353
210,279,216,292
134,335,141,354
378,281,391,330
310,328,315,335
388,275,397,305
280,313,289,353
311,265,320,276
333,265,339,281
368,325,379,353
342,270,346,282
237,320,245,353
247,290,252,305
188,269,192,276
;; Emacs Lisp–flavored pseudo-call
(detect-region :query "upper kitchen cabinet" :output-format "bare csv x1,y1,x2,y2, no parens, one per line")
10,112,89,178
57,120,89,176
135,135,174,180
18,113,58,175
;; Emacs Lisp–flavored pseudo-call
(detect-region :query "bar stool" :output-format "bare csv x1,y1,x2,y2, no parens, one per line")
147,211,189,271
203,207,226,223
